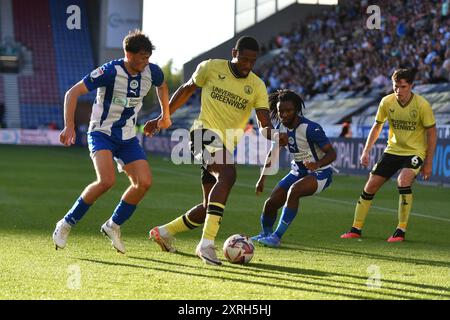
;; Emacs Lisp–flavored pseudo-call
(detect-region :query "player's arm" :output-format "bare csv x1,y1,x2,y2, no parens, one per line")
60,81,89,146
155,80,172,129
255,109,288,146
168,78,198,115
144,79,198,136
421,125,437,180
304,144,337,171
360,122,384,167
256,142,281,196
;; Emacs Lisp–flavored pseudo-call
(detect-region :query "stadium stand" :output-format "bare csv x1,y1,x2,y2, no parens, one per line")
1,0,449,131
169,0,450,132
20,104,62,129
257,0,450,100
0,76,4,106
49,0,95,102
13,0,59,105
0,0,96,129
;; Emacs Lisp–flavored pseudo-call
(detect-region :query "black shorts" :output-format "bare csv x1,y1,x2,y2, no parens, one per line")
190,129,224,185
371,153,423,179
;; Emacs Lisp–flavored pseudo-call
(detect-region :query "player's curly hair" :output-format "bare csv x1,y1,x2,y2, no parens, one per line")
123,29,155,54
269,89,306,121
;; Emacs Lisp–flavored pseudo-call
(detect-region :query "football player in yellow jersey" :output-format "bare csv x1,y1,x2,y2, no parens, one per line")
341,68,437,242
144,36,287,265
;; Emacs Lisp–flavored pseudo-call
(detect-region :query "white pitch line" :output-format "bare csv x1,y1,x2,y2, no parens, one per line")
153,167,450,223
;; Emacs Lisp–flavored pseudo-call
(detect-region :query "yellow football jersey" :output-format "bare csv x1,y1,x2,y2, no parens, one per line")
375,93,436,159
191,59,269,152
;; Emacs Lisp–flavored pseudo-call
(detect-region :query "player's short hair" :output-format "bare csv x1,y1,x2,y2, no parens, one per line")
269,89,306,121
123,29,155,54
391,68,415,84
235,36,259,52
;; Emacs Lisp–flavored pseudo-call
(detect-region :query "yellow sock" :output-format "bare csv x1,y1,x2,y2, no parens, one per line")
397,187,413,231
163,213,202,236
352,191,374,229
201,202,224,241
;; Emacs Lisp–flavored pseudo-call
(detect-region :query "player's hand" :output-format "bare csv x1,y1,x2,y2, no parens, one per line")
255,179,265,196
420,160,432,180
279,133,288,146
360,150,370,167
157,115,172,130
59,127,76,146
304,161,319,171
143,118,160,137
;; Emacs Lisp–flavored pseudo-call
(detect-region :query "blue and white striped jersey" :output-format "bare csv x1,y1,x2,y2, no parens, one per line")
279,116,331,172
82,58,164,140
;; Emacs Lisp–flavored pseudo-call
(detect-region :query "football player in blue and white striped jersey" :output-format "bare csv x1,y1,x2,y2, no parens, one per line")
53,30,171,254
252,89,336,248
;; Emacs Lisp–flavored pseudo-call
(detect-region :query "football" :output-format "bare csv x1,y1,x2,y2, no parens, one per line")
223,234,255,264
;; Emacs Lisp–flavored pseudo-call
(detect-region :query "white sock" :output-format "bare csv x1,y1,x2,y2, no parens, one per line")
107,218,120,229
158,226,169,237
198,238,214,248
61,219,72,228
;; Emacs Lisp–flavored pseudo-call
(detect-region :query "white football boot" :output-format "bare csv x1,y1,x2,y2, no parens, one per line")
101,220,126,254
148,226,177,253
52,219,72,250
196,243,222,266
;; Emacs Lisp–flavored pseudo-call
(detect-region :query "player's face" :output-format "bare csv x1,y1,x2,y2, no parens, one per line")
127,50,151,73
231,49,258,77
393,79,413,102
278,100,297,127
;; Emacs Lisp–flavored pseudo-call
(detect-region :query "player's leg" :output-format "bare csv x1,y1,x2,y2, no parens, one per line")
182,178,215,224
53,150,115,249
341,153,401,239
259,175,318,247
100,138,149,254
388,165,419,242
148,170,215,253
150,129,217,253
251,174,293,241
106,159,152,226
196,149,236,265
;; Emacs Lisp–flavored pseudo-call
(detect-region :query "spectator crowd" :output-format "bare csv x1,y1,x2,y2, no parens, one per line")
257,0,450,99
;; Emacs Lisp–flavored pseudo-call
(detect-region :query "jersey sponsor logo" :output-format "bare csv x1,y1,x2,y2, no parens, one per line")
130,80,139,89
294,150,313,162
391,119,416,131
112,96,128,107
244,85,253,95
210,86,249,110
90,67,104,79
128,98,140,107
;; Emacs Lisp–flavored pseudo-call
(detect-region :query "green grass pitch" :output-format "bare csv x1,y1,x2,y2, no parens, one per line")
0,145,449,299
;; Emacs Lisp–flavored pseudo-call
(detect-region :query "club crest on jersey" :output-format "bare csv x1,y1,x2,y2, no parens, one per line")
90,67,104,79
410,109,418,119
288,137,295,145
130,80,139,90
244,85,253,95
